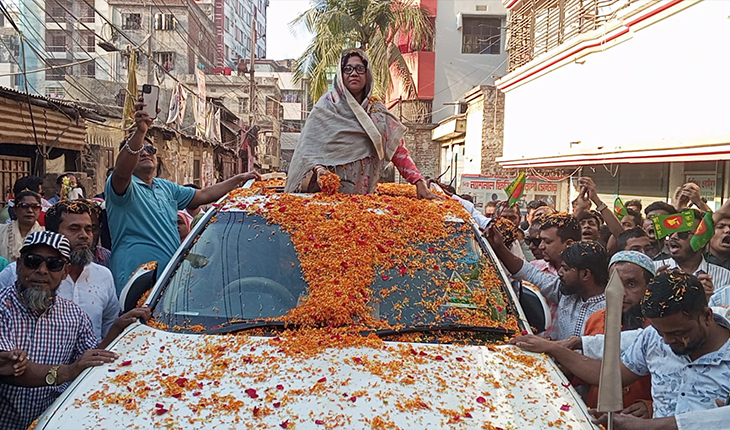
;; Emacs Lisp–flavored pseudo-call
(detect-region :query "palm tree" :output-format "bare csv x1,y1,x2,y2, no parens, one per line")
291,0,434,103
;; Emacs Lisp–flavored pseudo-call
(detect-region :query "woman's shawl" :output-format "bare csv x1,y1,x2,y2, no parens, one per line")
285,50,406,193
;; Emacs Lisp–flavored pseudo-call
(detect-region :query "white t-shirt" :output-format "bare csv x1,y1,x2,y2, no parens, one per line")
0,262,120,342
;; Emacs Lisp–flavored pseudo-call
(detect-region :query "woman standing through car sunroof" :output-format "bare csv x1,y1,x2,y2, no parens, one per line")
285,49,439,199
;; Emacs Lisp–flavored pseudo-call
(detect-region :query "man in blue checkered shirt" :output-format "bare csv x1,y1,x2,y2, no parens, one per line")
0,232,120,430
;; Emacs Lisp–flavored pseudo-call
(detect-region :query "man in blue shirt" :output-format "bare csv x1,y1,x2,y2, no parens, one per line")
106,100,259,293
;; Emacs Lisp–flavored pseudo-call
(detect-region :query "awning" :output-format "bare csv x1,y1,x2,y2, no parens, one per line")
497,143,730,169
432,116,466,142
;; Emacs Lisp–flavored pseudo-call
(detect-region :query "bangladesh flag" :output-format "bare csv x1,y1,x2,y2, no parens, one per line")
505,172,527,206
614,197,627,218
651,210,696,240
691,211,714,251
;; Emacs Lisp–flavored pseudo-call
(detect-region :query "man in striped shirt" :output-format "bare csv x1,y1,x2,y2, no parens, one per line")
0,232,119,430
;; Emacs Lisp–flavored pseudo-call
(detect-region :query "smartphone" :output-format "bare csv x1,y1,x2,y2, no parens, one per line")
141,84,160,120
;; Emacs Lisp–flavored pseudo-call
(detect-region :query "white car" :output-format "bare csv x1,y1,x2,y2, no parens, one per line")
33,183,599,429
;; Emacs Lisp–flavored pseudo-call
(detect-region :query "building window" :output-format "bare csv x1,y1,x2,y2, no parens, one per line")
154,13,175,31
224,17,229,31
45,58,71,80
46,0,70,23
79,30,95,52
238,97,248,114
79,0,95,23
79,60,96,77
193,159,202,187
122,13,142,30
45,29,66,52
265,98,278,117
461,16,501,54
154,51,174,71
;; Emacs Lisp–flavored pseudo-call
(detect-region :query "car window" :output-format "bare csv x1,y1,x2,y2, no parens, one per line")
155,211,308,328
153,210,515,335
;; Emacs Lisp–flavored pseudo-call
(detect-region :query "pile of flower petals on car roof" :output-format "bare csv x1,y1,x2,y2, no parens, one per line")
214,181,519,332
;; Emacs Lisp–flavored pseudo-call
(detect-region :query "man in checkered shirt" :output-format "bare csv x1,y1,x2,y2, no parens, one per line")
0,231,119,430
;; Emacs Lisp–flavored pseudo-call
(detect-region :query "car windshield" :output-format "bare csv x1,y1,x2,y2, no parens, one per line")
152,209,515,335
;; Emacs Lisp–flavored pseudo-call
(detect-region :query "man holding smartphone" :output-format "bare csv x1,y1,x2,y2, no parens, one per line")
105,96,260,293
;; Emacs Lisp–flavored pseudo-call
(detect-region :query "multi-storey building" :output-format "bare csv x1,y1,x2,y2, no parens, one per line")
389,0,509,124
8,0,115,99
496,0,730,208
201,0,267,69
108,0,217,86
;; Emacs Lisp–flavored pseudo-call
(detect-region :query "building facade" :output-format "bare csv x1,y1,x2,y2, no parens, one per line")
8,0,115,99
496,0,730,209
388,0,509,124
108,0,217,86
206,0,267,69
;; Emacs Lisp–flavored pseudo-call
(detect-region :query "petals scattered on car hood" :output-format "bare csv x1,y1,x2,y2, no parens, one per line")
35,324,597,429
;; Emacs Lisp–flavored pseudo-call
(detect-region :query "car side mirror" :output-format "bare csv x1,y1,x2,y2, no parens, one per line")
119,262,158,313
519,283,551,334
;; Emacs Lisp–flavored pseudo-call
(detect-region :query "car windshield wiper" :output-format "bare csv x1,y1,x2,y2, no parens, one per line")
370,324,516,338
202,320,294,335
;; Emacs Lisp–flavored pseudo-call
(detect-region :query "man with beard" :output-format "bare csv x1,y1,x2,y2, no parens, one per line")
487,220,608,339
510,251,655,417
0,200,147,343
705,200,730,271
653,210,730,300
512,270,730,424
0,231,119,430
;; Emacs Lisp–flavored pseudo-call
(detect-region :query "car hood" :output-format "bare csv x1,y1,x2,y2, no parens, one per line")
35,323,598,430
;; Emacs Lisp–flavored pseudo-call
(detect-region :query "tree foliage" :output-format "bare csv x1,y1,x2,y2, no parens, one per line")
291,0,434,103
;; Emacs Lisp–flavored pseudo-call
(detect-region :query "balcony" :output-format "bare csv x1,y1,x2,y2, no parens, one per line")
506,0,645,72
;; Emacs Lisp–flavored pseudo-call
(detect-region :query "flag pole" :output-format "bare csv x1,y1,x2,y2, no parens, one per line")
607,411,614,430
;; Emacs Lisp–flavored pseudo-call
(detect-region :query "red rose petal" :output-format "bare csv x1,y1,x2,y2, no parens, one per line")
456,357,464,362
192,391,201,396
376,244,386,253
245,388,259,399
276,384,284,390
386,240,394,246
476,396,486,404
496,306,503,312
521,330,528,335
381,275,389,281
353,357,363,364
175,377,188,387
155,403,164,408
434,355,444,361
171,393,181,398
428,247,435,253
464,412,473,418
120,360,132,367
560,404,571,411
273,402,281,408
155,408,168,415
317,377,327,383
399,266,407,276
349,396,357,402
315,420,325,425
561,382,571,388
280,420,289,429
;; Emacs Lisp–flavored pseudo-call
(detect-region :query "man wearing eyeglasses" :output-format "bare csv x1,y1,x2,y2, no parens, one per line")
0,231,120,430
105,99,261,293
653,209,730,300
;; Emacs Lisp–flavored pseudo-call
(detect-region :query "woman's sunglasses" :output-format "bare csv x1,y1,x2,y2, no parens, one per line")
143,145,157,155
342,65,366,75
22,254,68,272
17,202,42,210
525,237,542,246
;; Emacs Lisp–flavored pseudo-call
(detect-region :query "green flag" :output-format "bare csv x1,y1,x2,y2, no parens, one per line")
505,172,526,206
691,211,714,251
614,197,627,219
651,210,696,240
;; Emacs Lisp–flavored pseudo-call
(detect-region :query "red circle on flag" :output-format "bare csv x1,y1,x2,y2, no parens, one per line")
662,215,683,229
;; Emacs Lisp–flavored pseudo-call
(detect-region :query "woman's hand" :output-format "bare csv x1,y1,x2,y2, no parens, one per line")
415,180,443,200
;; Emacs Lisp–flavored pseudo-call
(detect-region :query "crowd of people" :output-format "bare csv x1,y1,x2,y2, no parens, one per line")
476,176,730,429
1,46,728,429
0,96,259,429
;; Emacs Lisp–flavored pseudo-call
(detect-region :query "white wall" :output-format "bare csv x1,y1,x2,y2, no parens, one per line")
433,0,507,123
500,0,730,163
463,95,484,175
